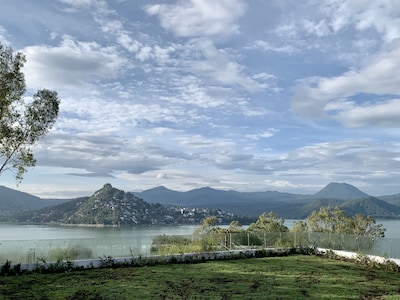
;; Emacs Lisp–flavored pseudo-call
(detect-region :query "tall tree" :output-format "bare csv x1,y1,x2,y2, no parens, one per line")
0,42,60,182
247,212,289,232
349,214,385,237
306,206,351,234
296,206,385,237
194,216,218,234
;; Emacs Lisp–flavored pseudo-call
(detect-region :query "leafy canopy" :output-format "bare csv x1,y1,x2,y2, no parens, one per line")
293,206,385,237
0,42,60,182
247,212,289,232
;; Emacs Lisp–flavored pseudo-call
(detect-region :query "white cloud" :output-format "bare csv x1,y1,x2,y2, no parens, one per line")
334,99,400,127
292,39,400,124
246,129,277,141
23,35,128,90
248,40,298,54
186,38,263,92
145,0,246,37
302,19,331,37
279,0,400,42
0,26,9,44
60,0,93,7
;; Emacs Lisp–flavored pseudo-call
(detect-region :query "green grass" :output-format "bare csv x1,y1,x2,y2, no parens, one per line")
0,255,400,299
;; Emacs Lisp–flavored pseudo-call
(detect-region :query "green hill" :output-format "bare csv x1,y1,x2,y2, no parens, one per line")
0,186,69,215
312,182,369,200
340,197,400,218
11,184,253,226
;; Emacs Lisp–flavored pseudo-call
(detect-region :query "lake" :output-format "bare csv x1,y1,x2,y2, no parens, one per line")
0,223,198,241
0,220,399,263
0,219,399,241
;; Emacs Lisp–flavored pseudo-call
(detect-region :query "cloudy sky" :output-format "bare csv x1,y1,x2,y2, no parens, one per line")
1,0,400,198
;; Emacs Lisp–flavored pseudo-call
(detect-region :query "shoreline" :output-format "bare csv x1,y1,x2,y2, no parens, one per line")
59,223,119,228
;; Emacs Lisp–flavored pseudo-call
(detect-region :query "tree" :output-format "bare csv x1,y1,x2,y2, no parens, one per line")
228,220,243,233
194,216,218,234
295,206,385,237
306,206,351,234
291,220,308,233
0,42,60,182
349,214,385,237
247,212,289,232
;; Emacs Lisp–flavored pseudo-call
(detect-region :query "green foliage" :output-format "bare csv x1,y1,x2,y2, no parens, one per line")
247,212,289,232
49,245,93,261
151,234,202,254
0,42,60,182
194,216,218,234
292,220,308,232
228,220,243,232
350,213,386,237
294,206,386,238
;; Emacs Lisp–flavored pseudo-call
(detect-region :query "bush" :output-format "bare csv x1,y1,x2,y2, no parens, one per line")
49,245,93,261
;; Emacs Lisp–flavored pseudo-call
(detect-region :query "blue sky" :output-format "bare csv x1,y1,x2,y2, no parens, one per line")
1,0,400,198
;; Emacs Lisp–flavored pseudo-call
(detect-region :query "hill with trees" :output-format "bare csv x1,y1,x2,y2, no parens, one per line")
0,186,69,216
312,182,369,199
9,184,253,226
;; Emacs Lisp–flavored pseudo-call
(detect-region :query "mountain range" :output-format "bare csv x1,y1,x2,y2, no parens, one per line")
7,184,253,226
136,182,400,218
1,182,400,222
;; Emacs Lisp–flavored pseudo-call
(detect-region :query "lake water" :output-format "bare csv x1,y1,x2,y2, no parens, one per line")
0,224,198,241
0,219,398,241
0,220,399,263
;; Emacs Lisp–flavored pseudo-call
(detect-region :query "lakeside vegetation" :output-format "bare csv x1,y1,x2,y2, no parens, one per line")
151,207,385,255
1,254,400,299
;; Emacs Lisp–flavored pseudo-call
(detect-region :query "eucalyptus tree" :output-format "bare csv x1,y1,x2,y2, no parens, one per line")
247,212,289,232
296,206,385,237
0,42,60,182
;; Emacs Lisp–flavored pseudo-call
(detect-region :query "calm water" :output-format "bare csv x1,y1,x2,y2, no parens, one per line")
0,224,198,241
0,219,398,241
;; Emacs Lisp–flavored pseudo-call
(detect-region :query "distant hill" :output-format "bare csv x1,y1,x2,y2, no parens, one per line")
340,197,400,218
11,184,253,226
3,182,400,222
137,186,306,216
313,182,369,200
137,183,400,219
274,198,345,219
378,193,400,206
0,185,69,215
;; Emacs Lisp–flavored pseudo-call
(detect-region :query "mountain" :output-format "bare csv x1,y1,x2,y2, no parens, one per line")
4,182,400,222
378,193,400,206
0,185,69,215
275,198,345,219
340,197,400,218
11,184,253,226
137,186,306,216
312,182,369,200
138,183,400,219
135,186,186,205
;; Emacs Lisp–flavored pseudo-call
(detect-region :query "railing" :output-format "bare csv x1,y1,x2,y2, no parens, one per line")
0,236,153,264
1,232,399,264
152,232,400,259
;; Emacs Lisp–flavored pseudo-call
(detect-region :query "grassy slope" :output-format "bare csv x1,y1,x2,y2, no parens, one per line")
0,255,400,299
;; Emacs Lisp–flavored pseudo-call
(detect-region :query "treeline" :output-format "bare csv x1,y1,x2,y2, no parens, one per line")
197,206,385,237
151,206,385,255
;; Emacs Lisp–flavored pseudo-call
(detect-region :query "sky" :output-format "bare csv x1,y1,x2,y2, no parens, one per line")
1,0,400,198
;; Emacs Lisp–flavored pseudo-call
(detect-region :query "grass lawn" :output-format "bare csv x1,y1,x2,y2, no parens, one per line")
0,255,400,299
